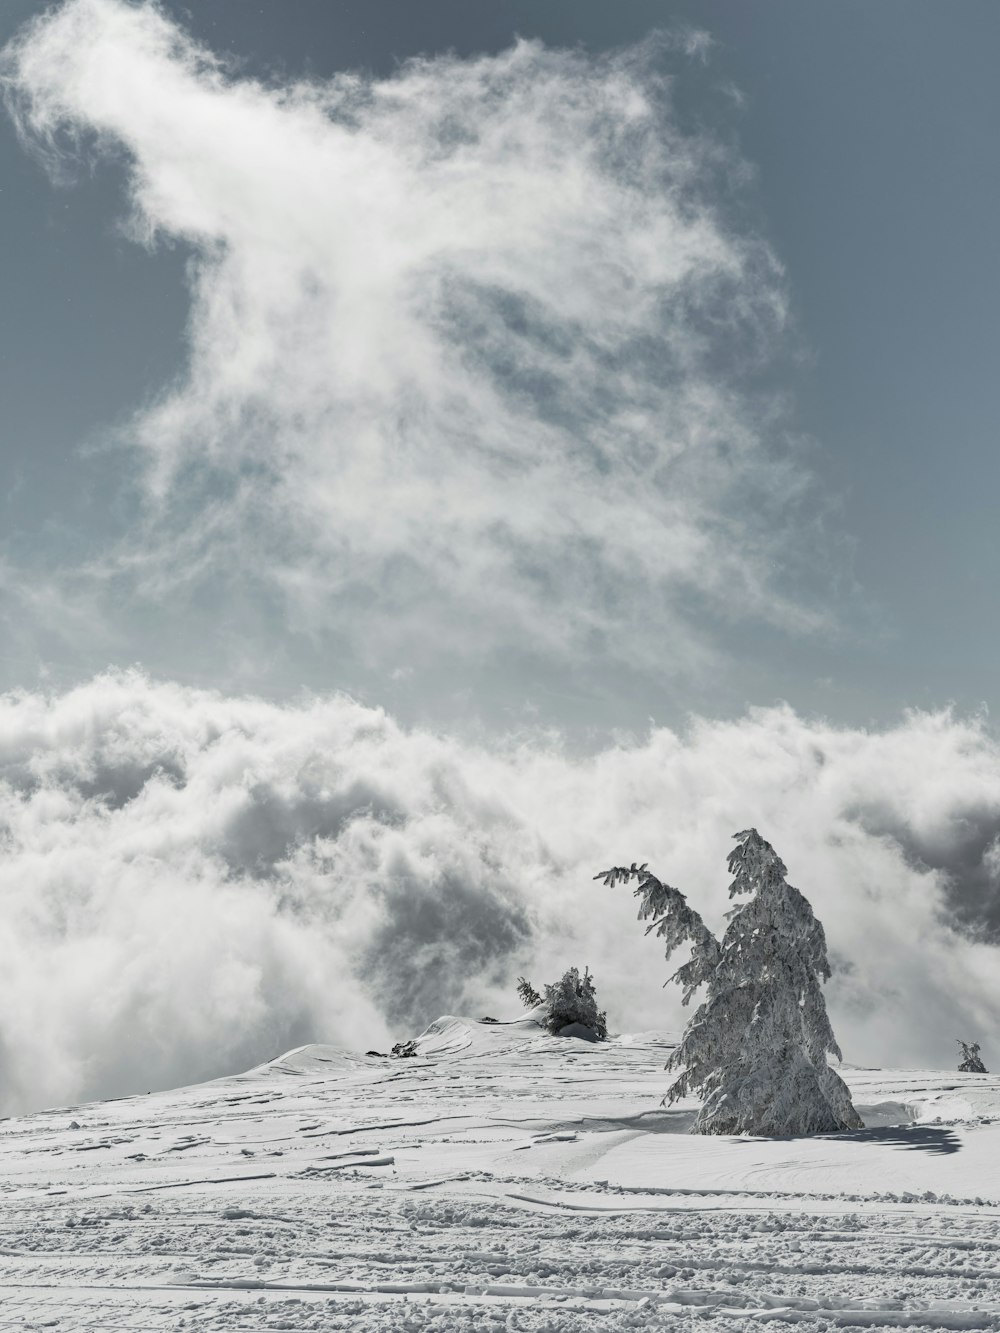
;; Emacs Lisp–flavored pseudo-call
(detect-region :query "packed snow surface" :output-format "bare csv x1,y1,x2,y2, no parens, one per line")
3,1016,1000,1330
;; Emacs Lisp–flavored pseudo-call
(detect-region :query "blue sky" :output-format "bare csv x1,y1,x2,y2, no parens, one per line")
1,0,998,734
4,1,1000,1109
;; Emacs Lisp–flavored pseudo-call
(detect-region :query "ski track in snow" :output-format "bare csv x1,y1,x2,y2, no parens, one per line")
2,1018,1000,1330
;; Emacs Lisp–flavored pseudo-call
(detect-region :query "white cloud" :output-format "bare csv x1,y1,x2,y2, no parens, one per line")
0,671,998,1114
2,0,826,679
0,672,534,1112
2,6,989,1119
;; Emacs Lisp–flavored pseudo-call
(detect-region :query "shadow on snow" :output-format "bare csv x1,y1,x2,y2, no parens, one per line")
727,1123,962,1155
832,1123,962,1155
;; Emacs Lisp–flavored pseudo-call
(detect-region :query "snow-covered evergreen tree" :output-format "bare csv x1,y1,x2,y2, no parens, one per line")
597,831,862,1136
957,1040,988,1073
516,976,542,1009
541,966,607,1040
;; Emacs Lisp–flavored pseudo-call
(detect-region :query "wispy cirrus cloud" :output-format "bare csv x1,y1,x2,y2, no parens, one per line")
2,0,828,684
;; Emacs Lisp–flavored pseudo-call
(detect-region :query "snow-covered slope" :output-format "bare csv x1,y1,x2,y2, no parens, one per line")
2,1017,999,1330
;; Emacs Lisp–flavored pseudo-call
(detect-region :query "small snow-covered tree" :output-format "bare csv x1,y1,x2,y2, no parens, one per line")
597,831,862,1136
957,1040,988,1073
516,976,542,1009
541,966,607,1040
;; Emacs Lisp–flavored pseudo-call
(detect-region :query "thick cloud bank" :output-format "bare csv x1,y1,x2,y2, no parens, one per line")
2,0,822,678
0,672,998,1114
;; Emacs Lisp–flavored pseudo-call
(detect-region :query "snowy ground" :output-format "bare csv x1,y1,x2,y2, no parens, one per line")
2,1017,999,1330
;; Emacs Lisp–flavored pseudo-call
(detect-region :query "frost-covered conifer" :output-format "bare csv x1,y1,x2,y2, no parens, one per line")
597,831,862,1136
957,1040,988,1073
541,966,607,1040
516,976,542,1009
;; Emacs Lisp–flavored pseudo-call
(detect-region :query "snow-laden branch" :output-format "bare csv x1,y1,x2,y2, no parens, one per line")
595,862,720,1005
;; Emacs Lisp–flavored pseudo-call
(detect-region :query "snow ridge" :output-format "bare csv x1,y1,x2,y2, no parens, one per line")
1,1018,999,1330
